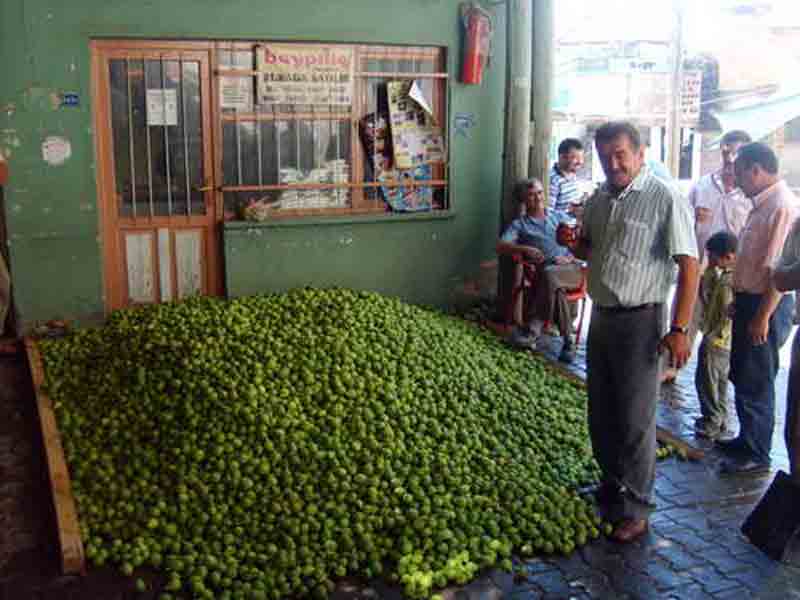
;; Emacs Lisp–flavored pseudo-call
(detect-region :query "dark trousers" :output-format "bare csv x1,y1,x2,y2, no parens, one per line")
729,292,794,464
587,304,663,521
786,331,800,479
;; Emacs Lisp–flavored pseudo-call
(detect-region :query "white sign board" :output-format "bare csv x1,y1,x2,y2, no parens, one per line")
681,70,703,126
146,89,178,126
257,44,354,106
220,76,253,110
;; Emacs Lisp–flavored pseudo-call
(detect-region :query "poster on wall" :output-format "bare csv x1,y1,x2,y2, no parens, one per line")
257,43,354,106
220,76,253,110
386,80,445,169
146,89,178,126
359,112,433,212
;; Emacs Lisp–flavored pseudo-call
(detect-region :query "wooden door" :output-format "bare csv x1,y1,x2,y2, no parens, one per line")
93,41,221,311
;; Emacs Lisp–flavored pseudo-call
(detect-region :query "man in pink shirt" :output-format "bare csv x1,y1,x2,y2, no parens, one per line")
717,142,797,475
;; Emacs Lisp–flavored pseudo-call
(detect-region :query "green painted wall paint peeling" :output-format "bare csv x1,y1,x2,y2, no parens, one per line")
0,0,506,331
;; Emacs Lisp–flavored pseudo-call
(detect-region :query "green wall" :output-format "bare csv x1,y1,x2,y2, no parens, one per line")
0,0,506,330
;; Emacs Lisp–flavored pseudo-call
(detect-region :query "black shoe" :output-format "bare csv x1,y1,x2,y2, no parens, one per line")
715,437,747,454
719,458,771,476
559,343,576,364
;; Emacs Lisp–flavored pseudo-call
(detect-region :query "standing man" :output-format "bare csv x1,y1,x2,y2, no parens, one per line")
565,121,698,542
718,142,797,475
773,215,800,483
691,130,752,266
550,138,585,213
662,130,752,385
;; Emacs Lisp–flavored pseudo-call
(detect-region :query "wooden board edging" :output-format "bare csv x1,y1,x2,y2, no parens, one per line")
24,337,86,575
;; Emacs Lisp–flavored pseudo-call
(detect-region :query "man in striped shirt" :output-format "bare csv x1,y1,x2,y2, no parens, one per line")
565,122,698,543
549,138,585,213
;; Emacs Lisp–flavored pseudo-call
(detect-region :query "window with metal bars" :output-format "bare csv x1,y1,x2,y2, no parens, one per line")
216,42,448,220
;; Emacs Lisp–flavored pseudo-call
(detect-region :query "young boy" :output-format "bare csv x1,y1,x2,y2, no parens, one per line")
694,231,737,439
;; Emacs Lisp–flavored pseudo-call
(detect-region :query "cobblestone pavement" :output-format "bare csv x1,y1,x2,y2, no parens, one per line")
2,314,800,599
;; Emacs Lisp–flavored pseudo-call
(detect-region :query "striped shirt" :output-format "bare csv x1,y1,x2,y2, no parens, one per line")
549,164,582,212
581,165,698,307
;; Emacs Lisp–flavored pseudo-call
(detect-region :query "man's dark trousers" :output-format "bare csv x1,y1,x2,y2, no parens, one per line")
730,292,794,464
587,303,662,521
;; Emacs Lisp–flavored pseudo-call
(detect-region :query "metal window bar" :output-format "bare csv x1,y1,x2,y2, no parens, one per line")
256,109,263,187
125,59,137,218
235,108,242,187
143,59,155,219
180,57,191,217
160,56,173,216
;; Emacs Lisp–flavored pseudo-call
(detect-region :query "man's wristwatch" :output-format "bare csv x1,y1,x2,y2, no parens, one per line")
670,325,689,335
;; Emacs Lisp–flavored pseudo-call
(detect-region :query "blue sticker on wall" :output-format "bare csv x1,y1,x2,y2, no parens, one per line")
61,93,80,107
454,112,476,138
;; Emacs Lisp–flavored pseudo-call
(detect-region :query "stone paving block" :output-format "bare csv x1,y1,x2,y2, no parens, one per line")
712,587,752,599
663,490,707,507
579,543,626,572
656,544,709,571
687,565,739,595
732,547,777,570
649,511,677,526
521,558,558,575
637,559,695,591
698,548,755,575
658,507,703,522
549,552,592,578
507,587,543,600
608,566,658,600
663,582,716,600
527,570,573,599
563,572,615,598
658,526,718,553
655,478,688,497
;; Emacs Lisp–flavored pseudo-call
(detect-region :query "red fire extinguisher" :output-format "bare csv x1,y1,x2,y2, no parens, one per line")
461,3,493,85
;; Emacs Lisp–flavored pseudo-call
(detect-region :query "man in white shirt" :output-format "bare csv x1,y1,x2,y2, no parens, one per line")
662,130,752,385
691,130,753,266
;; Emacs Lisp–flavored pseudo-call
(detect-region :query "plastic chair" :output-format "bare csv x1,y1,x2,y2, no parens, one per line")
559,265,588,345
505,256,588,344
503,254,538,327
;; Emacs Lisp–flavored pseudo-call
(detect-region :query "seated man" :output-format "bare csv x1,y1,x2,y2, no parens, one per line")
497,178,585,363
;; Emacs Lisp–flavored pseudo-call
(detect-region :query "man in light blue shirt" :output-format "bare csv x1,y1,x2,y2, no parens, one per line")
497,178,584,363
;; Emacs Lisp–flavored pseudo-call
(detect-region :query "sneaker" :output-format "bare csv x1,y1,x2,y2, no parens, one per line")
508,326,537,350
695,424,723,440
559,342,576,364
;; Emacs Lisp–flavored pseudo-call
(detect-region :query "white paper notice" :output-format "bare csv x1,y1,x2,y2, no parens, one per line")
408,80,434,117
220,77,253,110
42,136,72,166
146,89,178,126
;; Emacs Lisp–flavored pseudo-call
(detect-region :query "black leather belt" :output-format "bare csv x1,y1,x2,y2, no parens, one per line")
595,302,659,313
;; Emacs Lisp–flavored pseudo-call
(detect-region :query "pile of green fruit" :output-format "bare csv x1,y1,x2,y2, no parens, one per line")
40,288,601,599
